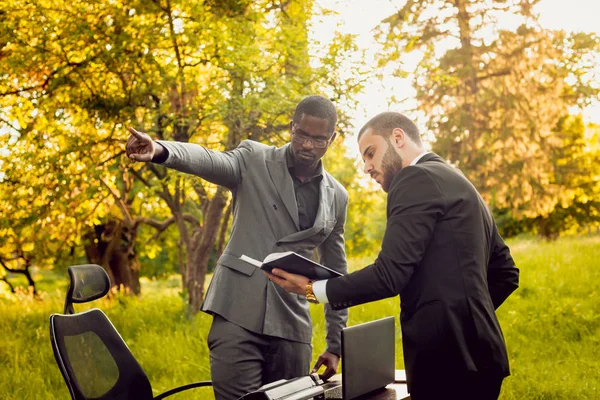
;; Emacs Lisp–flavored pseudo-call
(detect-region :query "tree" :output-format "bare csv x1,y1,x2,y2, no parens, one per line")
0,0,366,308
322,143,386,257
520,119,600,238
375,0,600,235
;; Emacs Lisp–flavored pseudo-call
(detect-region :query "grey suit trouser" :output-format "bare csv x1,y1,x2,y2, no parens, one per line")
207,314,312,400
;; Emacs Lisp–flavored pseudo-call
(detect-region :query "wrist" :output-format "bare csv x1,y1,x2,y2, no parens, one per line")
306,280,319,304
151,142,168,163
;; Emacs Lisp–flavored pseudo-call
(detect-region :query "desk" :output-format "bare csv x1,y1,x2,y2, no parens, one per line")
327,370,410,400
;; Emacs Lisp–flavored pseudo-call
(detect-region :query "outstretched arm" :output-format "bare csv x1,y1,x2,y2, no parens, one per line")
125,127,250,190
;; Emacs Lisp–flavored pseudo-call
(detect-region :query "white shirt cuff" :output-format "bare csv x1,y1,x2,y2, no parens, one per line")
312,280,329,304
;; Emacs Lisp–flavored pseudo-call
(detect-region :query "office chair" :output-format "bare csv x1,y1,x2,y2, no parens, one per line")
49,264,212,400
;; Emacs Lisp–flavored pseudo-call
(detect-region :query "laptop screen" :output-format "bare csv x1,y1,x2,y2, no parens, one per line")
342,316,396,399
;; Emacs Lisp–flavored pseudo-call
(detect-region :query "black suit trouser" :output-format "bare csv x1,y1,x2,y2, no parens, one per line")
409,371,504,400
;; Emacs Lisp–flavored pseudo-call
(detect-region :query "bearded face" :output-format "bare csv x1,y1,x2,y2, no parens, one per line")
359,129,406,193
379,138,404,192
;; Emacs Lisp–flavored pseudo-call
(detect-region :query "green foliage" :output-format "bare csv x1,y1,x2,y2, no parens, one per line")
375,0,600,237
323,140,387,257
2,237,600,399
0,0,370,289
495,119,600,238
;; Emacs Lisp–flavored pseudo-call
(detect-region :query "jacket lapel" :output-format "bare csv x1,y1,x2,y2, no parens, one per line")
314,177,334,229
266,146,300,230
277,176,335,243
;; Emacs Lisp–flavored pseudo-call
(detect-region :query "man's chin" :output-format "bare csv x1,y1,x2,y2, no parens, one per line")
296,154,316,164
380,178,392,192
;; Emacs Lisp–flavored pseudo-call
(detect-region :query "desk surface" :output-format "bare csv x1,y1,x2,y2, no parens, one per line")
328,370,410,400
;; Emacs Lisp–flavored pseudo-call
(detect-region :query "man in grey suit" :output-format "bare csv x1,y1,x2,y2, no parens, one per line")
126,95,349,400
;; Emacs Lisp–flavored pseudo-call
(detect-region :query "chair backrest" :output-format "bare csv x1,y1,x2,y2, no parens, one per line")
50,264,153,400
64,264,111,315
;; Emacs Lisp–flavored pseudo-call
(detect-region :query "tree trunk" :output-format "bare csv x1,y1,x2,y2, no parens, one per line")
21,262,37,295
453,0,482,181
454,0,477,95
187,187,229,312
178,236,187,292
84,220,141,295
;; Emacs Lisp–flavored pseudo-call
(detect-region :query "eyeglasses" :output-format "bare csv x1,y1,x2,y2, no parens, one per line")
291,131,330,149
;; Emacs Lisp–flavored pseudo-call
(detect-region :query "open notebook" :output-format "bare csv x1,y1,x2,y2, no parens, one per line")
239,251,343,280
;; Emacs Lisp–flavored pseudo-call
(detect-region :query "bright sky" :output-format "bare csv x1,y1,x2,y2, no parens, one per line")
310,0,600,155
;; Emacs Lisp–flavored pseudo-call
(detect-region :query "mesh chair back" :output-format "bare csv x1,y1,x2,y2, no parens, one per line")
50,309,153,400
64,264,111,314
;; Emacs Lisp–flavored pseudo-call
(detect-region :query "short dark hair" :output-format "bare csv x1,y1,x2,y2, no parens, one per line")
358,112,422,145
293,95,337,134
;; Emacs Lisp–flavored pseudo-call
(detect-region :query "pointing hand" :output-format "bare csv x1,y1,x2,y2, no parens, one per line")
126,127,156,162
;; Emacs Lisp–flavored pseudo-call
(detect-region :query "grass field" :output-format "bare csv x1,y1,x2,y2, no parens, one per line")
1,235,599,399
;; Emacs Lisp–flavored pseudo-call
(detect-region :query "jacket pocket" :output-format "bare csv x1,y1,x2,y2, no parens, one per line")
217,253,256,276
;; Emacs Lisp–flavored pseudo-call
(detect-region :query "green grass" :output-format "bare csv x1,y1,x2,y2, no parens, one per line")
1,235,599,399
496,236,600,399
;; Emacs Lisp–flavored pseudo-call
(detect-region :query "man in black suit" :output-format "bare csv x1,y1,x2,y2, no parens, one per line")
268,112,519,399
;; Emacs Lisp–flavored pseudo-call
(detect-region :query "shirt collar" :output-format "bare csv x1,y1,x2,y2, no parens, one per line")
410,151,430,166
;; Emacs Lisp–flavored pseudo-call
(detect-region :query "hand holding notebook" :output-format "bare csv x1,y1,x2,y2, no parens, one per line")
239,251,343,280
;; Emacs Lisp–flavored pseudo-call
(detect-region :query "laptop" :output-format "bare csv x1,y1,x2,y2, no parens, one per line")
322,316,396,399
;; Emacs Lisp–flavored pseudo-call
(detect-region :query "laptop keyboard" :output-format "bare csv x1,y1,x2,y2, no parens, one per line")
321,381,343,399
324,385,343,399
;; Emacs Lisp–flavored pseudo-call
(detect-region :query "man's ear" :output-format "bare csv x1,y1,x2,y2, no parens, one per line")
392,128,405,148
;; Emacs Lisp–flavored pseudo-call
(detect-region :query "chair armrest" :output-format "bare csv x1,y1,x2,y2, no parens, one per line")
154,381,213,399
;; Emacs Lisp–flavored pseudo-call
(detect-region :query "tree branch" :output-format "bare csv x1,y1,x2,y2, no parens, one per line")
0,57,99,97
148,163,167,180
129,168,153,188
135,215,175,230
0,276,15,293
192,181,209,209
477,68,511,81
99,177,134,225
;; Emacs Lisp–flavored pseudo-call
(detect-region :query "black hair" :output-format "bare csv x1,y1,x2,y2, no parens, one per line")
358,111,422,145
293,95,337,134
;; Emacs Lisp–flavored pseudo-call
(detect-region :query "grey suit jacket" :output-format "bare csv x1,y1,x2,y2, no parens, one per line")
158,139,349,354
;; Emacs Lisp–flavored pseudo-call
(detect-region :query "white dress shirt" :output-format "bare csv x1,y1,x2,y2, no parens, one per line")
312,151,430,303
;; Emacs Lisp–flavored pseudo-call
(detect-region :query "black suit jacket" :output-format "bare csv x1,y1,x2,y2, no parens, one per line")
327,153,519,390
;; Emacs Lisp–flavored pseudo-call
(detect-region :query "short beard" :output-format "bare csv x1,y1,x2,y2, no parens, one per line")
381,140,404,192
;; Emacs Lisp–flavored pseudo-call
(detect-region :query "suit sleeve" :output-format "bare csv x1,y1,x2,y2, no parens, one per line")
317,189,349,356
326,167,445,310
487,224,519,309
155,140,253,190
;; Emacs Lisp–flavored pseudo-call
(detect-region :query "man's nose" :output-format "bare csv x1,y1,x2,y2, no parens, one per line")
363,162,372,175
302,139,315,149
